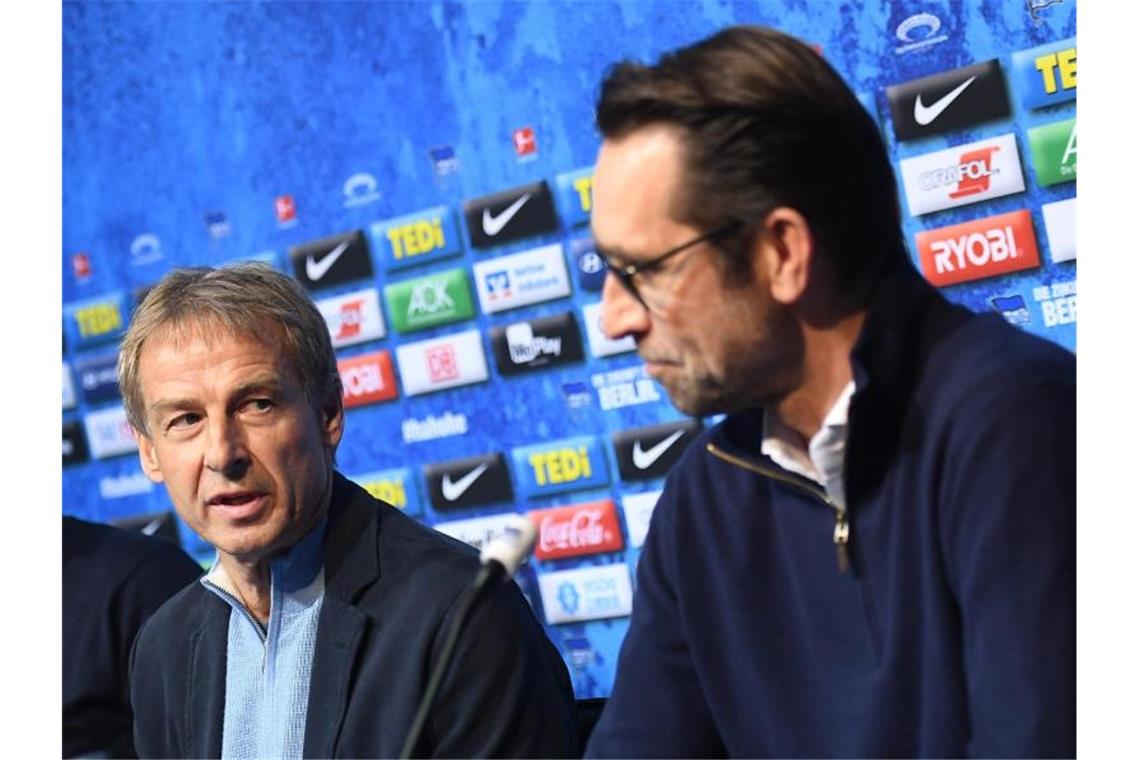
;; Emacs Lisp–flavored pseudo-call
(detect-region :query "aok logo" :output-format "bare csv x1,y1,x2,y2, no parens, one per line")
918,145,1001,198
338,351,397,408
408,279,454,317
916,210,1041,287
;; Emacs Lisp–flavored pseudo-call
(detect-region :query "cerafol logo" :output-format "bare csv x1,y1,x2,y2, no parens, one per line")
612,419,704,482
886,59,1010,141
472,243,571,314
571,236,606,292
1032,279,1076,328
538,564,634,624
1011,36,1076,110
342,172,381,208
915,209,1041,287
512,435,609,498
76,353,122,405
990,294,1032,327
401,411,468,444
63,419,89,466
592,365,661,410
385,268,475,334
528,499,624,560
338,350,398,408
581,301,636,358
62,363,77,410
1028,118,1076,187
370,206,461,271
898,133,1025,216
463,180,559,250
491,312,585,376
289,229,373,291
1041,197,1076,263
129,233,163,266
354,466,422,516
423,453,513,511
395,329,489,396
316,288,386,348
275,195,297,227
433,511,521,552
83,405,138,460
621,490,662,549
892,11,949,55
555,167,595,227
65,292,128,348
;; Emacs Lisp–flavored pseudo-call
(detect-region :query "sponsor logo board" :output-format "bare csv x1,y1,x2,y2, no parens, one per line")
63,363,76,410
316,288,386,348
1041,197,1076,263
338,350,398,408
1032,279,1076,327
129,233,163,266
463,181,559,249
529,499,624,560
622,490,662,549
395,329,489,396
581,302,636,358
402,411,469,444
512,435,610,498
613,419,704,482
560,381,594,410
990,294,1032,327
1011,37,1076,110
886,59,1010,141
429,145,461,177
343,172,381,208
424,453,513,511
63,419,89,465
538,564,634,624
472,243,571,314
76,353,122,404
204,211,232,240
1028,118,1076,187
385,268,475,334
915,209,1041,287
892,11,949,55
512,125,538,159
83,405,138,460
275,195,297,226
898,133,1026,216
65,292,128,348
370,206,461,270
571,236,606,293
289,230,373,291
555,167,594,227
434,511,521,552
354,467,422,516
592,365,661,410
491,311,585,376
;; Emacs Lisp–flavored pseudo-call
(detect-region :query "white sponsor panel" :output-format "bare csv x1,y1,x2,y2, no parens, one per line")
434,512,521,552
1041,197,1076,263
472,243,571,314
395,329,489,396
539,563,634,624
581,302,636,358
621,490,662,549
899,133,1026,216
317,288,386,347
99,472,154,499
63,362,76,409
84,405,138,459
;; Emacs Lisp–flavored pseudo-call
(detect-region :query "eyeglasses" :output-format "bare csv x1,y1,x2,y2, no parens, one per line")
604,221,742,309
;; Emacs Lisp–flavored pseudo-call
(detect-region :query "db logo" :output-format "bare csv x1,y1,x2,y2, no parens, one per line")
916,210,1041,287
529,500,624,560
426,344,459,383
338,351,397,407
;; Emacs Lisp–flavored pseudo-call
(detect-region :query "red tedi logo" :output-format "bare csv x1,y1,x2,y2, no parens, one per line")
335,299,365,340
512,126,537,157
72,252,91,280
916,209,1041,287
427,344,459,383
530,500,624,560
275,195,297,223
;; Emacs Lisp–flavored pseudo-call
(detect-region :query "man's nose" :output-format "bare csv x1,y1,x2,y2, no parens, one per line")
204,419,250,477
599,270,651,341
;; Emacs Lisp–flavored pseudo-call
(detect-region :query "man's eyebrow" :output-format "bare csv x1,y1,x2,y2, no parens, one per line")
594,241,640,267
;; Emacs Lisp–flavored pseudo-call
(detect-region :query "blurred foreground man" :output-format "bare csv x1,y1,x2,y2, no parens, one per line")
585,26,1075,758
122,264,576,758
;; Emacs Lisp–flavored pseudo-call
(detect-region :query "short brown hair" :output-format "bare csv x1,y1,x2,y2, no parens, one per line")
118,262,341,435
596,25,908,305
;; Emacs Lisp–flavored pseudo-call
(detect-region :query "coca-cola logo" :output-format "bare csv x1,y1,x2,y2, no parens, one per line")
530,500,624,560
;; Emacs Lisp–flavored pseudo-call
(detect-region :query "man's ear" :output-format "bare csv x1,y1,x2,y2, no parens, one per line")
136,428,165,484
757,207,814,306
320,393,346,451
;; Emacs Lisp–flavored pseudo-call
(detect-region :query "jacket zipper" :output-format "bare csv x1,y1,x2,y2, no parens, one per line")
202,578,269,643
706,442,851,574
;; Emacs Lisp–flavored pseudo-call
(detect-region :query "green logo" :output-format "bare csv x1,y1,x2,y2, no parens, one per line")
1028,117,1076,186
385,267,475,333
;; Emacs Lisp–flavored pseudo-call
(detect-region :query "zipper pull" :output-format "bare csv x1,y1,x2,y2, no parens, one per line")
833,513,850,574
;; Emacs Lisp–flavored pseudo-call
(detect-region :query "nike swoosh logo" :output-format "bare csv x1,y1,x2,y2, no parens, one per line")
306,240,351,281
482,194,531,237
913,75,977,126
441,463,489,501
632,430,685,470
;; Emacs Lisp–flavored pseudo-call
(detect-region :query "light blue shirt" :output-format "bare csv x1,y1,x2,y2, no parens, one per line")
201,519,327,760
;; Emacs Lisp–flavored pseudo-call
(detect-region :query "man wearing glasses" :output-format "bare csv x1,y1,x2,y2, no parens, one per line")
585,26,1075,758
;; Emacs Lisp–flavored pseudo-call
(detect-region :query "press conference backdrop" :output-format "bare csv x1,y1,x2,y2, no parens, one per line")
62,0,1077,699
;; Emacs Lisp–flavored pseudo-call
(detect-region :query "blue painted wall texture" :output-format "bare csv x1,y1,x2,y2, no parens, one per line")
62,0,1077,698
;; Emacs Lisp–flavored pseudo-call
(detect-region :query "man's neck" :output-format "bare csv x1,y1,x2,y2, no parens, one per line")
215,557,273,623
773,309,867,445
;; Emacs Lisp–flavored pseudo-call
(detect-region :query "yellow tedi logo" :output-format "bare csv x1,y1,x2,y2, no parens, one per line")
1035,47,1076,94
387,217,445,260
75,303,122,338
364,478,407,509
529,447,593,486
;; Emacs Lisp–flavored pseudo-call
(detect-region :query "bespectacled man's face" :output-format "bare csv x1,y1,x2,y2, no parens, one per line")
591,124,801,416
135,325,343,569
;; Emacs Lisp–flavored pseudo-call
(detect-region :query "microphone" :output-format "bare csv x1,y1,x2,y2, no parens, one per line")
399,515,537,759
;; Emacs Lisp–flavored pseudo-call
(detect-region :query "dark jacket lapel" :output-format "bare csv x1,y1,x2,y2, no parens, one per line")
188,593,230,758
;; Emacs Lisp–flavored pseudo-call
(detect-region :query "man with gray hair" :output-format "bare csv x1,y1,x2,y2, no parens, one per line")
123,263,577,758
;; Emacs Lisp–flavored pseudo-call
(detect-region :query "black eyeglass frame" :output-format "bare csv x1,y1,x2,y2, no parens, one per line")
603,220,743,308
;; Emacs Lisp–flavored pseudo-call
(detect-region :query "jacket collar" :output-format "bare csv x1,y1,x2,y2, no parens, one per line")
321,471,382,601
